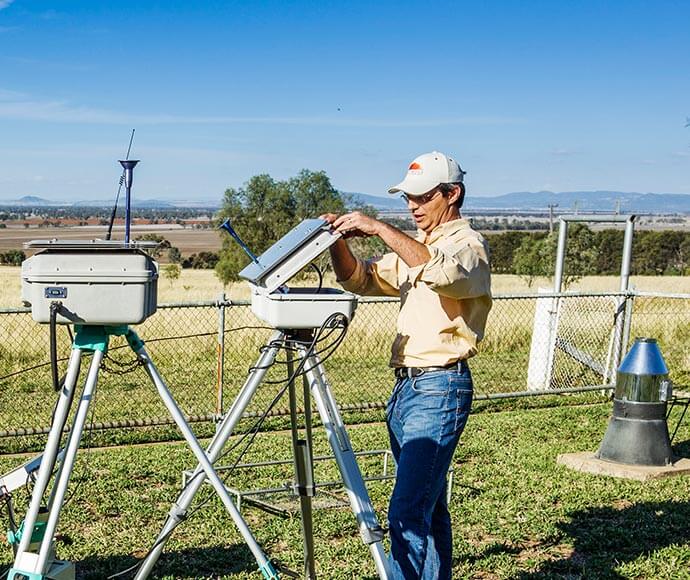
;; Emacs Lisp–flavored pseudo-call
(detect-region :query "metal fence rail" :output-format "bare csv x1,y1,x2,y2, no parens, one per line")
1,291,688,441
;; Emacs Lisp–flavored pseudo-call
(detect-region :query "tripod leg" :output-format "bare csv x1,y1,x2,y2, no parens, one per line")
36,349,104,572
133,337,280,580
301,352,392,580
286,347,317,579
134,332,283,580
12,348,82,568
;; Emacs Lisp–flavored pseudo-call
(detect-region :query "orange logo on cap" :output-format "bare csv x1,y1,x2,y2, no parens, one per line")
408,162,422,170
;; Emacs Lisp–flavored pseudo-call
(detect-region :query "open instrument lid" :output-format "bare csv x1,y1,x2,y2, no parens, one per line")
239,218,341,293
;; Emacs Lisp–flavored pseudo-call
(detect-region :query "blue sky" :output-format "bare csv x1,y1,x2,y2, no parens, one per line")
0,0,688,202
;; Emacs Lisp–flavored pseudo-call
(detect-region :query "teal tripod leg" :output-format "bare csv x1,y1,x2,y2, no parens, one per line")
11,325,110,580
9,349,82,579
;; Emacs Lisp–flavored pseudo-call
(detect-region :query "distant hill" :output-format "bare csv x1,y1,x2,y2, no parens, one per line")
464,190,690,213
0,196,218,209
2,190,689,214
343,191,406,211
348,190,690,214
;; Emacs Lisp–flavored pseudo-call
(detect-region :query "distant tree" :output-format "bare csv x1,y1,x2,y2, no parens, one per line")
135,234,171,258
290,169,345,219
183,251,219,269
513,224,597,288
0,250,26,265
485,231,542,274
167,246,182,264
162,263,181,287
595,229,624,275
513,235,553,287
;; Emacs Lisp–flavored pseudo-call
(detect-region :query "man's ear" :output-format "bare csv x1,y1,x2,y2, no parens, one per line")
447,184,462,205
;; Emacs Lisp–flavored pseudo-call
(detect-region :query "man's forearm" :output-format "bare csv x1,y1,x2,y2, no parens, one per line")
329,238,358,281
376,222,430,267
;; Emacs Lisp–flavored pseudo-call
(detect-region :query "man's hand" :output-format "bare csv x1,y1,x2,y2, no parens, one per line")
330,211,382,238
321,210,429,268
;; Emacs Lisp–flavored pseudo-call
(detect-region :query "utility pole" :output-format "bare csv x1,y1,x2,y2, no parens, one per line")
547,203,559,233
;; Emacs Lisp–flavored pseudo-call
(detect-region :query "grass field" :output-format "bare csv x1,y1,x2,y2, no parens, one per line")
0,397,688,579
2,266,690,307
1,266,688,440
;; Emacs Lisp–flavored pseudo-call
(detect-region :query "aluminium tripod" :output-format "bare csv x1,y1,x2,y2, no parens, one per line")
135,327,392,579
9,325,277,580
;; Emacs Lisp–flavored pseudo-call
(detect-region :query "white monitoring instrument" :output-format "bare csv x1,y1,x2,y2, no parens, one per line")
231,218,358,329
21,240,159,325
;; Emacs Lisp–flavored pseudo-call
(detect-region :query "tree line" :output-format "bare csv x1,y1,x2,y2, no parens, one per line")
486,225,690,283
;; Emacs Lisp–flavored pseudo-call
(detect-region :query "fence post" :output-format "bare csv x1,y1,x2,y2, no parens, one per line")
610,217,636,379
216,292,226,417
621,293,635,361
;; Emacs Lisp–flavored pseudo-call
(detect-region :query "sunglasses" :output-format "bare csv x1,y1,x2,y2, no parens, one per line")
400,187,441,205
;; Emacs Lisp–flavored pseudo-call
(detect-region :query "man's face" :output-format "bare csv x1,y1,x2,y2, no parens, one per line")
401,185,461,233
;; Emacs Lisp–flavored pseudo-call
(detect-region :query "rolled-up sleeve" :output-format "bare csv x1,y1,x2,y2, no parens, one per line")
339,253,400,297
409,240,491,299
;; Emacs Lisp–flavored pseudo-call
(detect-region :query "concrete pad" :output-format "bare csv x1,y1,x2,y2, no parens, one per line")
557,451,690,482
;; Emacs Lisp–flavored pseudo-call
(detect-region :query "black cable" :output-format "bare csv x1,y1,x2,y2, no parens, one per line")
0,326,272,383
106,129,135,241
49,302,61,392
668,396,690,443
309,262,323,293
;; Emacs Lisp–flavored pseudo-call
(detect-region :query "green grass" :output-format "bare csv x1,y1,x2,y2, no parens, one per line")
1,398,689,579
2,295,687,446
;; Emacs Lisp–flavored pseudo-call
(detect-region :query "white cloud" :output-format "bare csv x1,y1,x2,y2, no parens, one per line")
0,1,15,10
0,89,525,127
550,148,580,157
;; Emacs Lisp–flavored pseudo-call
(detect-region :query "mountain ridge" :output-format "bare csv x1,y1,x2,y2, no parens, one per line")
1,190,689,213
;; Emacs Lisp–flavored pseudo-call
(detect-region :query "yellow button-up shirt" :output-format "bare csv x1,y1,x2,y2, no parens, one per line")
340,218,492,368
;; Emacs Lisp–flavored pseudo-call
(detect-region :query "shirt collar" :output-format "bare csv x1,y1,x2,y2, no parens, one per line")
415,218,470,243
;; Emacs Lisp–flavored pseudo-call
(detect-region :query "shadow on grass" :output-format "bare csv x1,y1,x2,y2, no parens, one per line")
76,543,259,580
672,437,690,458
515,499,690,579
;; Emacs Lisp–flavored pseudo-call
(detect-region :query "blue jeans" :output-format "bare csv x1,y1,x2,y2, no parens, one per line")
386,362,473,579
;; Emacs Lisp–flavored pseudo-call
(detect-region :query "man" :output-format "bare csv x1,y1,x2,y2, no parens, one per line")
322,151,491,579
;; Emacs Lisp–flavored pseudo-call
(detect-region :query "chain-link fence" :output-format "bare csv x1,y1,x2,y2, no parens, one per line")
1,291,688,442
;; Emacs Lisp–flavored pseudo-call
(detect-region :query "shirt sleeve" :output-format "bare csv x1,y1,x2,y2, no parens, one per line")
339,252,400,297
407,238,491,299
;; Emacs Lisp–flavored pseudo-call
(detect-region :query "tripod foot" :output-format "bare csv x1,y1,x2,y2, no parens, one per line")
259,561,280,580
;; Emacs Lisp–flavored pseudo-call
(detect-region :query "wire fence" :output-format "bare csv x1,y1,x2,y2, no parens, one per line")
1,291,688,445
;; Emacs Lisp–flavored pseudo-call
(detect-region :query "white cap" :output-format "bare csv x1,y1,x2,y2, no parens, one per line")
388,151,465,196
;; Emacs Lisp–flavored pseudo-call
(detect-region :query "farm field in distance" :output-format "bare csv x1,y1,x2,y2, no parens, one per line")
0,224,219,255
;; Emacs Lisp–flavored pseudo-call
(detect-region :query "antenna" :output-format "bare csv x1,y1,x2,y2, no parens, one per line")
106,129,136,241
119,159,140,244
218,219,260,264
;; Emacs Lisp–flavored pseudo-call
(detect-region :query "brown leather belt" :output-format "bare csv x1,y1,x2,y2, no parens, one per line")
394,360,468,380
